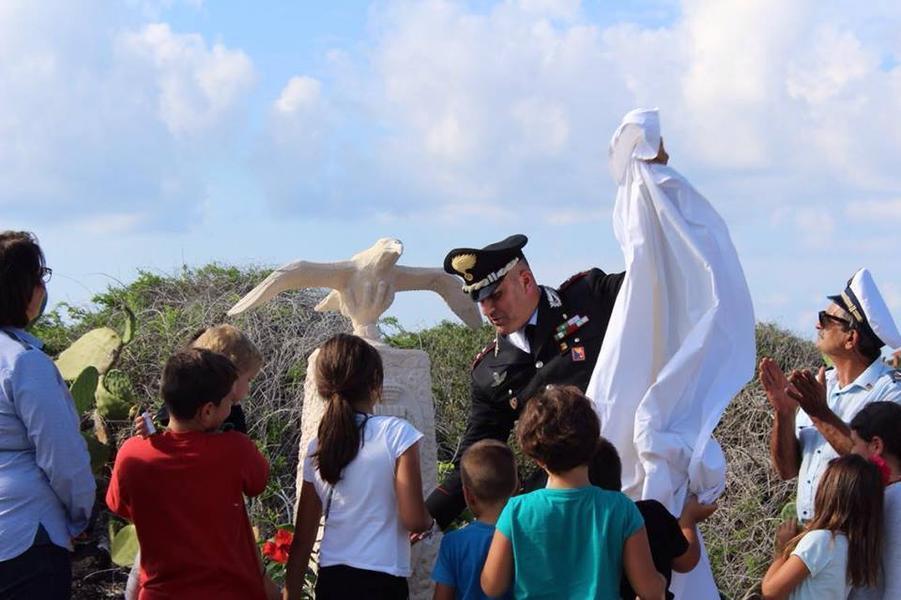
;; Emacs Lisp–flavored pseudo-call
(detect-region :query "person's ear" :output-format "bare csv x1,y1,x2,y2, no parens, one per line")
871,435,886,457
199,401,216,424
520,268,536,293
462,484,475,508
845,328,858,351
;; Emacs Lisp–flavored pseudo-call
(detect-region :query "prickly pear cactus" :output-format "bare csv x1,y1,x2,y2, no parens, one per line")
81,430,110,475
69,366,99,414
55,328,122,381
96,369,136,420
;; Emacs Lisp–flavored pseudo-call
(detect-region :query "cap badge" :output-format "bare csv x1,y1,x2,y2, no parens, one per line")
451,253,477,282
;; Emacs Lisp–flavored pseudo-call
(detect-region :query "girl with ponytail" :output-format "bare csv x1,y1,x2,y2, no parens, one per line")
284,334,433,600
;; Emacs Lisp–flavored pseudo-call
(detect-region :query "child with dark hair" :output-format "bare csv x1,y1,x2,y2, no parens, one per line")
432,440,517,600
481,385,665,599
128,324,271,599
762,454,884,600
107,348,270,599
850,401,901,599
283,333,433,600
589,438,717,599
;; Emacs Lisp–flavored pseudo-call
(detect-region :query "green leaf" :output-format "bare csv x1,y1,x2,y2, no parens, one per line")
110,524,140,567
69,366,99,414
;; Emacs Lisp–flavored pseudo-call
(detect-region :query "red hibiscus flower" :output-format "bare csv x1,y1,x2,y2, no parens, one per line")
262,528,293,564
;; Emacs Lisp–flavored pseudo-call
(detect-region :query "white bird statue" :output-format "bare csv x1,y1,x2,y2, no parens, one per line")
227,238,482,341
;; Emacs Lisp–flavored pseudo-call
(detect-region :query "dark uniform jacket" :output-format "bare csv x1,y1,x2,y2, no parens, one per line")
426,268,625,527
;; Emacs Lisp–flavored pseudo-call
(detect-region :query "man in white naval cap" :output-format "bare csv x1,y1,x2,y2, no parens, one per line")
761,268,901,522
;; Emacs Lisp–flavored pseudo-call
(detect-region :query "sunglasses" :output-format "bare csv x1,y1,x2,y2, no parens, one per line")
818,310,850,328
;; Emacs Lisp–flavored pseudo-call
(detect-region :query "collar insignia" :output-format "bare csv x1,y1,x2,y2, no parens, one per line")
492,371,507,387
545,287,562,308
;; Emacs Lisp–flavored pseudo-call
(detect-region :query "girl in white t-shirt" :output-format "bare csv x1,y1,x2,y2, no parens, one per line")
761,454,884,600
283,334,433,600
849,401,901,599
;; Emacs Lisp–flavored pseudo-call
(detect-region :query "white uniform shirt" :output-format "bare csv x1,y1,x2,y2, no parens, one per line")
795,360,901,520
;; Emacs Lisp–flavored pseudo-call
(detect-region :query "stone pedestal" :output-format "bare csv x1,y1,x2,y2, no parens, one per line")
296,343,441,599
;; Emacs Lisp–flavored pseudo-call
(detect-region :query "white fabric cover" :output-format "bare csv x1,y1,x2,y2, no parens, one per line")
587,108,756,598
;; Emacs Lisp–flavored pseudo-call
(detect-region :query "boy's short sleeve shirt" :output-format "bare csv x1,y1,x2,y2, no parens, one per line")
432,521,513,600
496,486,643,599
105,430,269,600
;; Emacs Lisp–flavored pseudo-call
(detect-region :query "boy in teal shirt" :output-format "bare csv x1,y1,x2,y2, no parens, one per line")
481,386,666,599
432,440,517,599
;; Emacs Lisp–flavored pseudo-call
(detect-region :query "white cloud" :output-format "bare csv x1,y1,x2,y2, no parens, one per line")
254,0,901,229
0,2,255,229
118,23,254,137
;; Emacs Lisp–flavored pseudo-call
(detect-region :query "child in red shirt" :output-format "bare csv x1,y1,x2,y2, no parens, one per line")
107,348,269,600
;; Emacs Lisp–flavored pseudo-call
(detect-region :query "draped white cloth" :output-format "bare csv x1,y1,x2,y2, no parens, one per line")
586,109,756,598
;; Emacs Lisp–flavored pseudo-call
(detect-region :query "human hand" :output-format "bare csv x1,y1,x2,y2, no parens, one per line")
787,368,828,420
134,414,149,438
890,350,901,369
409,519,437,546
774,519,799,554
758,358,798,415
680,495,717,525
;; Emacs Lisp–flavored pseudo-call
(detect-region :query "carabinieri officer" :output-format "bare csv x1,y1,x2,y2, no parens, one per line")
425,234,625,528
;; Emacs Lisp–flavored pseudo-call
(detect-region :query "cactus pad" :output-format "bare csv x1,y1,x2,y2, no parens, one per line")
69,366,99,414
55,328,122,380
81,430,110,476
96,369,136,420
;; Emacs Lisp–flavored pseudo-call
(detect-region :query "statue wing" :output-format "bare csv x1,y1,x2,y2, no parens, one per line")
394,266,482,329
227,260,354,316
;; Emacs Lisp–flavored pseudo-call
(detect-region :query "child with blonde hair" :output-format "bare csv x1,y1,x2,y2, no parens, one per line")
432,439,517,600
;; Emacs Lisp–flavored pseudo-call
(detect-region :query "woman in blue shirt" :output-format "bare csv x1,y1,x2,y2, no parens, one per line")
0,231,95,599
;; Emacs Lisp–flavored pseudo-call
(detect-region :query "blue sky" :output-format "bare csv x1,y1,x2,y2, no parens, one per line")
3,0,899,342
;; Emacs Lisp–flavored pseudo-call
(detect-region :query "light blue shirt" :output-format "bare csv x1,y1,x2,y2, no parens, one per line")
795,359,901,520
0,327,95,560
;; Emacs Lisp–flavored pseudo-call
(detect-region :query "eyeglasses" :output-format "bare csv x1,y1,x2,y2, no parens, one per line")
40,267,52,283
818,310,850,328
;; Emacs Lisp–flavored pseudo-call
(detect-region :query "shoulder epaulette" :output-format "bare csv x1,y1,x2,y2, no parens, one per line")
559,270,590,290
472,340,497,369
891,369,901,383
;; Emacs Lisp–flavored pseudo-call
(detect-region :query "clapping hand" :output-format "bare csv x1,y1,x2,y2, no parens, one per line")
787,368,828,420
758,358,798,415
